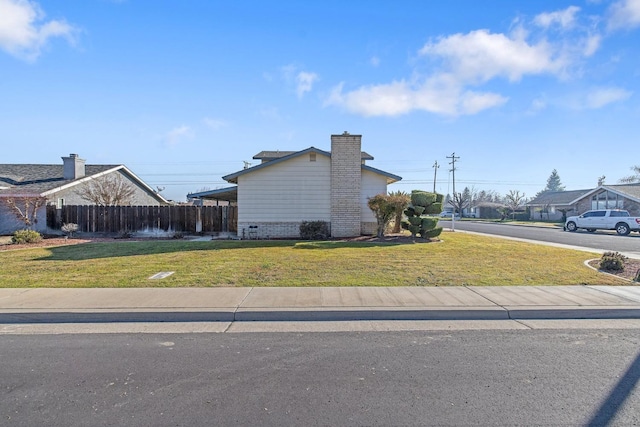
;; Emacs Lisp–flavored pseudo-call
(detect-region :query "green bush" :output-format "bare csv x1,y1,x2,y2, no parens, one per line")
599,251,627,272
12,229,43,244
299,221,330,240
401,190,443,239
422,227,443,239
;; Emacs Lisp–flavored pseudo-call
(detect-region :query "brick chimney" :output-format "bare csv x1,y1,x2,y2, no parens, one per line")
330,132,362,237
62,154,86,180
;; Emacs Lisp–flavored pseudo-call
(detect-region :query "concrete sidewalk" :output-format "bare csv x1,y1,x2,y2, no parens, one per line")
1,286,640,323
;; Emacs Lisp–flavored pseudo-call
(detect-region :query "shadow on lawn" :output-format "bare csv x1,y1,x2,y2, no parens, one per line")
35,239,410,261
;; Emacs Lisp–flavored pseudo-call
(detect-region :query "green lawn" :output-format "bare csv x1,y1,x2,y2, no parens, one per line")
0,232,623,287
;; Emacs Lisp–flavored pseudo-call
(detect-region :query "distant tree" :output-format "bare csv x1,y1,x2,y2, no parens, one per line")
387,190,411,233
619,166,640,184
367,194,396,238
78,174,137,206
597,175,606,186
2,196,46,229
448,187,471,216
475,189,501,203
504,190,527,219
534,169,565,199
544,169,565,192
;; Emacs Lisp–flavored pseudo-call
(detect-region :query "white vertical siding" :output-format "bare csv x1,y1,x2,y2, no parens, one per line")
361,169,388,223
238,154,332,223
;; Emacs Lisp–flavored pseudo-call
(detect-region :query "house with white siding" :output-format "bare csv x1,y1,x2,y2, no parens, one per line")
190,132,401,239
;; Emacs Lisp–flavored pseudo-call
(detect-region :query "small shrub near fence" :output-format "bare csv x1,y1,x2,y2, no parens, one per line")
12,229,42,244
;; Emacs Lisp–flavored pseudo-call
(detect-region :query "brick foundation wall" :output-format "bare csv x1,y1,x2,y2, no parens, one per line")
361,221,377,236
330,132,362,237
238,222,303,239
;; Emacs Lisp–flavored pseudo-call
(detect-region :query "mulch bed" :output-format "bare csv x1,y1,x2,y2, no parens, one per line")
588,258,640,282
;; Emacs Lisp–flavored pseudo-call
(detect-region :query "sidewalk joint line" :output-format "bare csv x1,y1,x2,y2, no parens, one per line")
234,288,255,321
464,286,511,317
585,285,640,303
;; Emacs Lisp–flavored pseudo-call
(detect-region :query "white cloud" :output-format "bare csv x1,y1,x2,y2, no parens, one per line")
582,34,601,56
0,0,77,61
326,27,569,117
202,117,227,130
534,6,581,29
607,0,640,30
528,98,548,114
296,71,318,98
324,77,507,117
281,64,319,99
419,29,567,83
164,125,193,147
370,56,380,67
585,87,632,108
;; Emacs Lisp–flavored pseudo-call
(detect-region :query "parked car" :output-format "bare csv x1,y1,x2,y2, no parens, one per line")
439,211,461,219
564,209,640,236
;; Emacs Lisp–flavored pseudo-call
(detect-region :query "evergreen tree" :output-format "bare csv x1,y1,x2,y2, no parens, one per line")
544,169,565,192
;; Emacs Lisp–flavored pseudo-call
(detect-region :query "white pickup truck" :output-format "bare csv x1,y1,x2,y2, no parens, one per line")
564,209,640,236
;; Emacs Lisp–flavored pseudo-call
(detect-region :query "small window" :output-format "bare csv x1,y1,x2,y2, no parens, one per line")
57,198,65,209
309,153,316,162
593,211,606,217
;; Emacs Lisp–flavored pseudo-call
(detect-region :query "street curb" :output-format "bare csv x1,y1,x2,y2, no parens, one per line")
2,306,640,323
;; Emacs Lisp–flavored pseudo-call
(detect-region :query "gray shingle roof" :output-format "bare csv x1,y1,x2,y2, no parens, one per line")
528,183,640,206
224,147,399,184
0,164,119,196
528,189,592,206
253,150,374,162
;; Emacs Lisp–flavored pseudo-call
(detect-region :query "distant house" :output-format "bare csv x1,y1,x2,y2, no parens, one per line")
188,132,402,239
0,154,168,235
527,184,640,220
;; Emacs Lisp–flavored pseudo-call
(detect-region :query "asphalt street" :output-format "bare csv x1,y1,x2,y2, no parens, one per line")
440,220,640,258
1,329,639,426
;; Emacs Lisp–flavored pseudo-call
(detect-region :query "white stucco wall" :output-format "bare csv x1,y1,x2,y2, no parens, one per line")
237,153,332,224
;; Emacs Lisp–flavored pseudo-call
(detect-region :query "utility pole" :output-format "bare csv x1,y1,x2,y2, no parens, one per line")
432,161,439,193
446,152,460,231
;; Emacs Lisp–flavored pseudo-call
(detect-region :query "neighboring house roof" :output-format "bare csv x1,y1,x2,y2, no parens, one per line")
578,184,640,204
0,163,169,204
253,149,374,162
527,184,640,207
527,189,592,206
223,147,400,184
187,186,238,202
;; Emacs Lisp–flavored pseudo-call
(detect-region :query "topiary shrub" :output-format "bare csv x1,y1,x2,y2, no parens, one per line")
300,221,330,240
12,229,43,244
401,190,443,239
599,251,627,272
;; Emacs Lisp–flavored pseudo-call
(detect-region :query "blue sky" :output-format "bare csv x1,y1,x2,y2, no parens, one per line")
1,0,639,202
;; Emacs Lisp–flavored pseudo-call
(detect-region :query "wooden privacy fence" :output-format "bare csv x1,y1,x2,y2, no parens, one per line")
47,205,237,235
